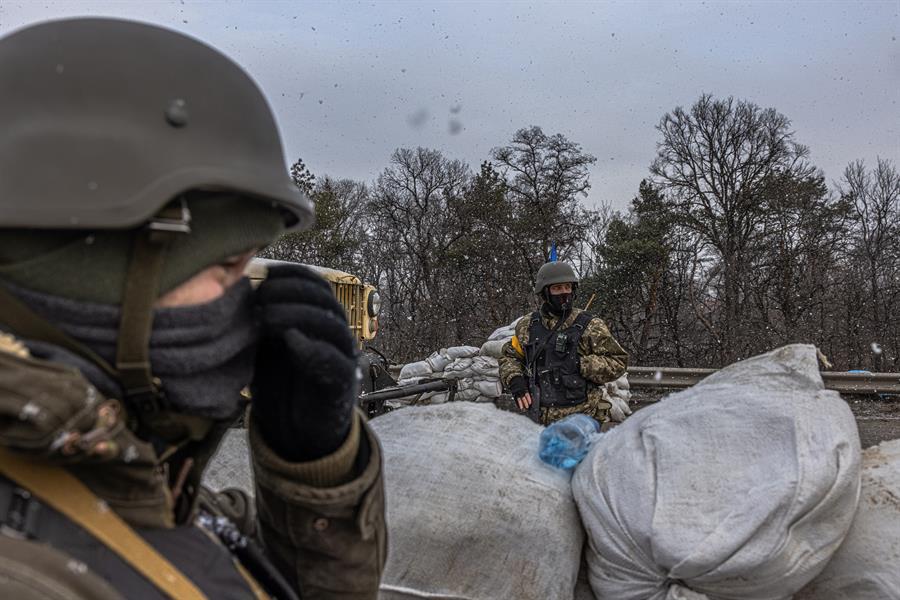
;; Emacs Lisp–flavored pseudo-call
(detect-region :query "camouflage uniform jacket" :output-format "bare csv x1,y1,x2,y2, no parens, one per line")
0,333,386,600
498,307,628,424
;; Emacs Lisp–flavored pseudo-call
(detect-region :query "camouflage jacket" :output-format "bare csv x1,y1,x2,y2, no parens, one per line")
499,307,628,392
0,334,386,600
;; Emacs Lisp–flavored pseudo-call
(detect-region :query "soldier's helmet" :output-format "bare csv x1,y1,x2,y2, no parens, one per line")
0,17,312,231
533,261,579,295
0,18,315,424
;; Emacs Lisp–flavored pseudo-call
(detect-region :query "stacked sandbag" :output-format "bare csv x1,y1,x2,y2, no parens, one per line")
478,319,518,358
795,437,900,600
573,344,862,600
397,345,501,404
372,402,584,599
395,319,633,421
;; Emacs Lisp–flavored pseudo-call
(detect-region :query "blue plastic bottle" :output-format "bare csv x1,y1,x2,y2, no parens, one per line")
538,414,601,470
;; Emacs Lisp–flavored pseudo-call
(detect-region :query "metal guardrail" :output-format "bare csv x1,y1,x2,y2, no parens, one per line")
389,364,900,394
628,366,900,395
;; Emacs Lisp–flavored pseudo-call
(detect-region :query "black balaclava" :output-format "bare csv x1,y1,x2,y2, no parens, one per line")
543,285,577,317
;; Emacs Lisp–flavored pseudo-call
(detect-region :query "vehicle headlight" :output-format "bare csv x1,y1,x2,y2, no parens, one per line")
368,291,381,317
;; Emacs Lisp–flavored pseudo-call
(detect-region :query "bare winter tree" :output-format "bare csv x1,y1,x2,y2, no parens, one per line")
650,94,816,364
492,126,597,290
367,148,471,359
837,158,900,370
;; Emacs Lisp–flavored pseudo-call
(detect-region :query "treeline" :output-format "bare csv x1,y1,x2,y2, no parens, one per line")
262,94,899,371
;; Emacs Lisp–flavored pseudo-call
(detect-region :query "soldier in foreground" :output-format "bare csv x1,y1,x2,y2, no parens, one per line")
499,261,628,425
0,18,384,599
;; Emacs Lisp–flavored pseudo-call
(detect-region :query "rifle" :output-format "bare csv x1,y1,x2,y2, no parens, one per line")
526,367,542,424
358,378,457,418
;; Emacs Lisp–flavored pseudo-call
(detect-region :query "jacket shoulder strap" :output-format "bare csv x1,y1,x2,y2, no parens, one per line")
0,447,207,600
572,311,593,331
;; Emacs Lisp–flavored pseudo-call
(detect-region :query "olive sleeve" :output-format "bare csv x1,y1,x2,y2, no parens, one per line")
498,316,530,388
578,317,628,385
248,410,386,600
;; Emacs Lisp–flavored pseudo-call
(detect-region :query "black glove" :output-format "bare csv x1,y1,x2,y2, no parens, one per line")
507,375,529,400
251,264,359,462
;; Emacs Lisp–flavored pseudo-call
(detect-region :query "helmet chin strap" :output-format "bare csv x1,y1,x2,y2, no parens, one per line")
0,199,210,446
115,199,211,443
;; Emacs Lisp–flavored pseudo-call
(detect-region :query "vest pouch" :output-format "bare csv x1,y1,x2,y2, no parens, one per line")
561,374,587,403
537,368,564,406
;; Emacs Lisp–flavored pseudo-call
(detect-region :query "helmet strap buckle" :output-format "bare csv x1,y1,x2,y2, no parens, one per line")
146,197,192,236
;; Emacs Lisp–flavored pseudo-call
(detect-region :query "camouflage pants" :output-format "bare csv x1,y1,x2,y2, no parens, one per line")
540,387,611,426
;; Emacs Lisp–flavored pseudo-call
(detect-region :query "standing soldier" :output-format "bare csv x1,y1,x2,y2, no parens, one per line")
499,261,628,425
0,18,384,599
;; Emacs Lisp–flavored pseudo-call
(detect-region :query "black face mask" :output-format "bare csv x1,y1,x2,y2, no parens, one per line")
545,291,574,316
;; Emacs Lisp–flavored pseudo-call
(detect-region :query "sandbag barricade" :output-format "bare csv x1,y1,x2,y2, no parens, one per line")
392,319,632,419
796,438,900,600
372,403,584,600
573,344,862,600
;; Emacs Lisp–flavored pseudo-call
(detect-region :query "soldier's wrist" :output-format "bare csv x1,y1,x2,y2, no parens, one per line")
507,375,528,399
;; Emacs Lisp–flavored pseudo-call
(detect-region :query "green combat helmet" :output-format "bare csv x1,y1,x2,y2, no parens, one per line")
533,261,579,295
0,17,312,229
0,18,313,441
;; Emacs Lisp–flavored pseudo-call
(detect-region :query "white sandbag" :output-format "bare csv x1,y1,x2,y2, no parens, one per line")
795,438,900,600
427,392,450,404
426,350,452,372
605,388,632,423
372,403,583,600
469,356,500,377
443,345,480,359
487,320,518,341
573,344,861,600
574,556,597,600
399,360,433,380
613,388,632,402
443,357,474,372
605,380,631,402
473,379,503,398
455,376,475,390
479,339,507,358
454,387,482,402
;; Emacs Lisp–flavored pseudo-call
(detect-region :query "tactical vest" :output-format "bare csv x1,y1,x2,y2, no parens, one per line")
525,311,593,407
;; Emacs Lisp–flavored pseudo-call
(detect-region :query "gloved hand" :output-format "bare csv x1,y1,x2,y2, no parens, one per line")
507,375,529,400
250,264,359,462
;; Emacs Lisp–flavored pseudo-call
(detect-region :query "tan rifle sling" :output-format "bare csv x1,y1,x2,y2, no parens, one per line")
0,447,207,599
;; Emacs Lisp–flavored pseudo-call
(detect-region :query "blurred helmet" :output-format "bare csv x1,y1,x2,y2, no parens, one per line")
0,17,312,230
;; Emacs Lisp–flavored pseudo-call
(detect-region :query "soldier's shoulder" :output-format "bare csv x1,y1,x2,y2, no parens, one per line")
583,313,612,335
512,313,533,338
513,313,533,327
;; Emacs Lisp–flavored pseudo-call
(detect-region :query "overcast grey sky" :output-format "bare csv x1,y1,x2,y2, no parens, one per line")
1,1,897,210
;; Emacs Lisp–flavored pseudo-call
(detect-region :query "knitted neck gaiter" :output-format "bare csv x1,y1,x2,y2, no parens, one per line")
7,279,258,421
